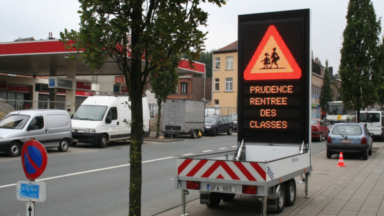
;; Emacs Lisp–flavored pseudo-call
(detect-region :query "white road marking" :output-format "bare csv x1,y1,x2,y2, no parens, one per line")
0,156,173,189
232,146,237,148
182,153,193,156
203,150,212,153
219,147,227,150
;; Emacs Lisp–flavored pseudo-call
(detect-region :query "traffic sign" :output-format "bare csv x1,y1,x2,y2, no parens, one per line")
238,9,310,144
21,140,48,180
17,181,46,202
26,201,35,216
243,25,302,80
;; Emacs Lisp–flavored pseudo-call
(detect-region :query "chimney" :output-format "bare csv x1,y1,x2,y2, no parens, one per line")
329,67,333,76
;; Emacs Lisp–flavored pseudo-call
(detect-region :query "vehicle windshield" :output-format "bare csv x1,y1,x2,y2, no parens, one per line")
328,104,346,115
359,113,380,123
205,116,218,124
0,114,30,129
231,114,237,121
332,125,362,135
311,120,318,125
72,105,108,121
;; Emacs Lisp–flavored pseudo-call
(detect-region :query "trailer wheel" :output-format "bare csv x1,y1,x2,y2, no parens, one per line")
221,194,235,202
206,193,221,207
191,130,197,139
285,180,296,206
275,184,285,213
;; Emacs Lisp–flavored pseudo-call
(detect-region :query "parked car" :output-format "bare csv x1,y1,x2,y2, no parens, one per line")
311,118,329,141
231,113,238,131
326,123,373,160
204,115,233,136
0,109,72,157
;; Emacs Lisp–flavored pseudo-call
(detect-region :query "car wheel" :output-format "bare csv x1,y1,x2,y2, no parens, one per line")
275,183,286,213
212,128,217,137
227,127,232,135
319,133,322,141
363,147,368,160
99,134,108,148
369,145,372,155
58,139,69,152
191,130,197,139
326,149,331,159
206,193,221,207
285,180,296,206
71,142,77,146
221,194,235,202
8,141,21,157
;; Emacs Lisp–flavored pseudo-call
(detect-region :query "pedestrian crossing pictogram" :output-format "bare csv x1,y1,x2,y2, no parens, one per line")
244,25,301,80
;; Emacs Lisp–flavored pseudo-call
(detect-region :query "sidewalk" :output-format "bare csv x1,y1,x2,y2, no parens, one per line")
145,131,186,142
156,142,384,216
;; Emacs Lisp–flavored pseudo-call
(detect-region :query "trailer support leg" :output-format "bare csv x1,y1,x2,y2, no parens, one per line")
180,189,189,216
261,196,267,216
304,172,310,198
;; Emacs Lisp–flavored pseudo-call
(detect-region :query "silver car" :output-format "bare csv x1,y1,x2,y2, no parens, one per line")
0,109,72,157
326,123,373,160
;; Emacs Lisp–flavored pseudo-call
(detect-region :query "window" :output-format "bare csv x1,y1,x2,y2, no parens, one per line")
181,82,188,94
92,76,98,84
215,57,220,70
28,116,44,130
215,78,219,91
214,99,219,105
107,107,118,120
226,56,233,70
225,78,233,91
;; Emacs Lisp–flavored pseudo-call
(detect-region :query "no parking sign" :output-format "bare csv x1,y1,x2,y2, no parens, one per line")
21,140,48,180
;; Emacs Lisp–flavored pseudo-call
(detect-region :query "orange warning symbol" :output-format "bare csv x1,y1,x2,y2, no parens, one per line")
244,25,301,80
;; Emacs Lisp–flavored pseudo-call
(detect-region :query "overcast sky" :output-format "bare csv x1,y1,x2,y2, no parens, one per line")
1,0,383,74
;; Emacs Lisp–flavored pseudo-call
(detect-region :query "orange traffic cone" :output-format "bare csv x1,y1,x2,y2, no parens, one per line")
337,152,346,167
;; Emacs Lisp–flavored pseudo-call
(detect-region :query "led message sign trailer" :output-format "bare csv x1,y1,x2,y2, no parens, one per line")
238,9,310,144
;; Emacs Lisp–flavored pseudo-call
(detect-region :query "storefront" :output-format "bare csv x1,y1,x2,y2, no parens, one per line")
0,81,31,109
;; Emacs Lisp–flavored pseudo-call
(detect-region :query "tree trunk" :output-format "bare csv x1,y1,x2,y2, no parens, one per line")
129,2,143,215
357,110,360,123
156,99,162,139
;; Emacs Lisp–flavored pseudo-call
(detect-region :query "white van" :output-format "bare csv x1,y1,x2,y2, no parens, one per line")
359,111,383,139
0,109,72,157
71,96,150,147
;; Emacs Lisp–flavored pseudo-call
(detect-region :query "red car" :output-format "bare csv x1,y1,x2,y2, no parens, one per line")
311,119,329,141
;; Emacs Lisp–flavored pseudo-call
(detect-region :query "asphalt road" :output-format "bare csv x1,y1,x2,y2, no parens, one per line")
0,134,326,216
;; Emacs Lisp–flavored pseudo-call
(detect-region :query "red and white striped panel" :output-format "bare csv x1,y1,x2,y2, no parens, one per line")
178,159,266,182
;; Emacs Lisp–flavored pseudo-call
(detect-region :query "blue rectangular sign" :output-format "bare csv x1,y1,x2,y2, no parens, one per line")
19,183,40,199
48,78,56,88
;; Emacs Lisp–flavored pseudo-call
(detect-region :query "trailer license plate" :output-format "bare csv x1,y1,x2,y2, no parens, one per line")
73,139,78,143
207,184,235,193
341,140,352,143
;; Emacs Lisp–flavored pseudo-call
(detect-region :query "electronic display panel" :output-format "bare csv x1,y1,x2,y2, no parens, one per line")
238,9,310,144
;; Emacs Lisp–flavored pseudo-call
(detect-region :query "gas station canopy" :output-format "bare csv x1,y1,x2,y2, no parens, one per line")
0,40,205,76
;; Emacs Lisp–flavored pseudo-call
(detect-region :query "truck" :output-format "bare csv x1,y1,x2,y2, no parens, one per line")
175,9,312,216
359,110,384,139
162,99,205,138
